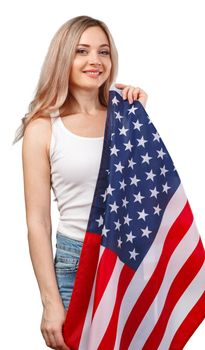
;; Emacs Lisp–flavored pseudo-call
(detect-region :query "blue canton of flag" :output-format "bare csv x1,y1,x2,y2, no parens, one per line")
88,88,180,272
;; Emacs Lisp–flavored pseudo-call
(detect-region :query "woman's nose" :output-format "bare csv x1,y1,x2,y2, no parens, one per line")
88,52,102,65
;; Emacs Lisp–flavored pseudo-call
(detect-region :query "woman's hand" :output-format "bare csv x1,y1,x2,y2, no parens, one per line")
115,83,148,108
40,301,70,350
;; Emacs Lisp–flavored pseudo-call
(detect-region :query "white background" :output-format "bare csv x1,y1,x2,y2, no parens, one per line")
1,0,204,348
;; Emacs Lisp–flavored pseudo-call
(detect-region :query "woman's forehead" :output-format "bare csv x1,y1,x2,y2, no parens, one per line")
78,26,109,46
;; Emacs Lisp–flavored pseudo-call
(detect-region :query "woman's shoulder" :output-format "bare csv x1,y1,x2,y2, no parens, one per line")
23,116,52,161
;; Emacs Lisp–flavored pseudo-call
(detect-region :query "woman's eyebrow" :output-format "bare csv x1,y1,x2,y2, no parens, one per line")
77,44,110,47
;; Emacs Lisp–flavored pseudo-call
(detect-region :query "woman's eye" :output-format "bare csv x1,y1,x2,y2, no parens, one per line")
100,50,110,55
76,49,87,54
76,49,110,55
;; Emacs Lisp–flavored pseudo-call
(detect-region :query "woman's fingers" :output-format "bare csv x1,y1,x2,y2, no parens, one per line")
41,328,70,349
54,330,71,350
115,83,148,108
114,83,127,89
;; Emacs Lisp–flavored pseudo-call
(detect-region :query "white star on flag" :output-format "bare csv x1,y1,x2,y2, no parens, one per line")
112,96,120,105
141,226,152,238
137,208,149,221
141,152,152,164
137,135,148,148
129,248,139,260
132,119,143,131
96,215,104,227
110,144,120,156
126,231,136,243
128,105,139,115
124,140,134,151
119,126,129,135
114,161,125,173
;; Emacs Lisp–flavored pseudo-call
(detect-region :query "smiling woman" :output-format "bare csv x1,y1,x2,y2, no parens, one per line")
12,15,148,350
67,26,112,116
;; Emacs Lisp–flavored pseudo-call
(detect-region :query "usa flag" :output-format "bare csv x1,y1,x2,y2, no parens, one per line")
63,87,205,349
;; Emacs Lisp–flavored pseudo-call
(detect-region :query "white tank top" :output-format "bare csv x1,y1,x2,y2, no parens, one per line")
49,109,104,241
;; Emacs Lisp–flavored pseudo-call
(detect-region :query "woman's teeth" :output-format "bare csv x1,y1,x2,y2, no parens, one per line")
85,72,100,75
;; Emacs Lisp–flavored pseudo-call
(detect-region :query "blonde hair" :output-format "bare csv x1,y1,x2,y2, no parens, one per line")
12,15,118,145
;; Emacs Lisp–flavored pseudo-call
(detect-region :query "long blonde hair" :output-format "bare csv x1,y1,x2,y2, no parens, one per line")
12,15,118,145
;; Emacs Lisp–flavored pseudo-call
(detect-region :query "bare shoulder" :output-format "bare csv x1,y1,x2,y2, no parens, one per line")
23,117,52,162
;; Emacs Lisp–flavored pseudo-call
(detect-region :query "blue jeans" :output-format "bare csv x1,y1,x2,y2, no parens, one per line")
54,231,83,310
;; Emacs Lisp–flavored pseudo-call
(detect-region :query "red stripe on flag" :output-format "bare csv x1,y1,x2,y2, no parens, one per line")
170,289,205,349
92,247,117,320
120,200,193,349
63,232,101,349
142,238,205,350
98,264,135,349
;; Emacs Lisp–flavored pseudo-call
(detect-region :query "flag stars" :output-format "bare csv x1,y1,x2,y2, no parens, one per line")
102,225,110,237
137,209,149,221
141,152,152,164
162,182,171,194
150,187,160,199
128,158,136,169
152,131,161,142
111,133,115,140
124,140,134,151
157,148,166,159
114,111,123,121
153,204,162,216
160,165,169,176
126,231,136,243
130,175,141,186
128,105,139,115
119,179,127,191
145,169,156,181
117,237,123,248
101,191,107,202
110,144,120,156
124,214,132,226
96,215,104,227
112,96,120,105
141,226,152,238
129,248,139,260
137,136,148,148
132,119,143,131
133,191,145,204
114,161,125,173
122,197,129,208
106,184,115,195
118,126,129,136
109,201,119,213
114,219,121,231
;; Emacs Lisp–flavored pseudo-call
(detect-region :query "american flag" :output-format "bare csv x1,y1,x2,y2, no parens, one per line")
63,87,205,349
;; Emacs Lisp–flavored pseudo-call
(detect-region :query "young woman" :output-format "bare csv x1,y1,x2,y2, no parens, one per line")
13,15,148,350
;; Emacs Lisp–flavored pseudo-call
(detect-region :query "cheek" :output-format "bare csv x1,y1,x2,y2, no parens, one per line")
70,59,84,73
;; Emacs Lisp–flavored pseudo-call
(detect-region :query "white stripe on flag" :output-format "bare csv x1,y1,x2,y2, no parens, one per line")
113,183,187,349
87,256,124,349
129,220,200,349
158,261,205,349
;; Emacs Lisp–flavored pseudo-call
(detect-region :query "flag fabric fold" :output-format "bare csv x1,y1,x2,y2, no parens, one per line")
63,87,205,350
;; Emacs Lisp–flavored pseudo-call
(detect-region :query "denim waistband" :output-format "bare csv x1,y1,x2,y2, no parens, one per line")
56,231,84,250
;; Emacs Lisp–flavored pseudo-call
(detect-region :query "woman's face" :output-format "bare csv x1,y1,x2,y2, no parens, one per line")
69,26,112,91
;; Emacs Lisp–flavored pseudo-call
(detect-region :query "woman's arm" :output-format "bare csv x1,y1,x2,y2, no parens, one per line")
22,118,70,350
